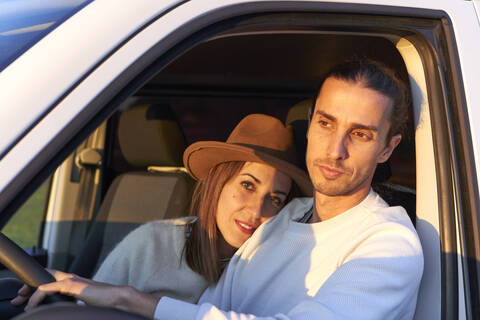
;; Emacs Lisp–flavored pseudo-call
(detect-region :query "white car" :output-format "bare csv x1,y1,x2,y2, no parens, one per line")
0,0,479,319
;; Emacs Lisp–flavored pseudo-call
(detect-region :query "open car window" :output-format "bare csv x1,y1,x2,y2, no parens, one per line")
0,2,478,320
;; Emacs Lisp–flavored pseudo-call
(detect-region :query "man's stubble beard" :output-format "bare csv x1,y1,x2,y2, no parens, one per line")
311,175,369,197
308,159,373,197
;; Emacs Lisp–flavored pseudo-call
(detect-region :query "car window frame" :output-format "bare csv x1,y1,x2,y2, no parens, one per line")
0,2,477,319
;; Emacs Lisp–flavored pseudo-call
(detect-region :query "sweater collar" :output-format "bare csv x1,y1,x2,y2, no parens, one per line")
286,189,386,234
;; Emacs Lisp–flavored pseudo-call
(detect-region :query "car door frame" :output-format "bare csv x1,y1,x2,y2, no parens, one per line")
0,1,478,319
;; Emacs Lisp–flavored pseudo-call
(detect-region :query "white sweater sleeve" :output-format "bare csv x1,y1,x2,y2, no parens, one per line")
155,297,275,320
154,222,423,320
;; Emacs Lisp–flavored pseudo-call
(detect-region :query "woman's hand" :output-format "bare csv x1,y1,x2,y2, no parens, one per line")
12,270,160,318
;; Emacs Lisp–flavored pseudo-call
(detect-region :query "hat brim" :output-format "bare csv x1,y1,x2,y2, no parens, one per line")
183,141,312,197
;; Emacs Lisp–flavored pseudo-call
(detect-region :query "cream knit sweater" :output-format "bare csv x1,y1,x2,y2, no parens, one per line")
93,217,208,303
155,190,424,320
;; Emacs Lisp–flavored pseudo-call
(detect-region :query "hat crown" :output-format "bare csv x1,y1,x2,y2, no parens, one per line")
183,113,312,196
227,114,298,164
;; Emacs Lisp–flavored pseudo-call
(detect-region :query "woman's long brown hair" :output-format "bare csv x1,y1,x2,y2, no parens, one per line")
184,161,245,284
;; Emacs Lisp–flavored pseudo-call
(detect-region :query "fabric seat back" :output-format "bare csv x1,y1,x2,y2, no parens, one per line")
69,104,194,277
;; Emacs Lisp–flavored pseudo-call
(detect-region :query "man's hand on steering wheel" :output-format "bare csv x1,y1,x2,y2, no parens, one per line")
11,269,160,318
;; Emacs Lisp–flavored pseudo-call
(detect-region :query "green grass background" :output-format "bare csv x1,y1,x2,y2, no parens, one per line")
1,183,48,248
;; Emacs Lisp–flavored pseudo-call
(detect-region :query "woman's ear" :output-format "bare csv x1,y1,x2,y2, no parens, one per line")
378,134,402,163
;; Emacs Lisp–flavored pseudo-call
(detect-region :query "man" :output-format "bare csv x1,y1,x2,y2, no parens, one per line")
156,59,424,319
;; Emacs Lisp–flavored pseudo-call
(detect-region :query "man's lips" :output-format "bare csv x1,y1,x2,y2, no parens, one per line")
318,165,344,179
235,220,257,235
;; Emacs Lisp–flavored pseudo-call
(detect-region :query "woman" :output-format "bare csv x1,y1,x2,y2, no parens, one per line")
12,114,311,318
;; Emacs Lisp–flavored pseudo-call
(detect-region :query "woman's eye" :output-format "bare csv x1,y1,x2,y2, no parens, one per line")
270,196,284,208
241,181,255,191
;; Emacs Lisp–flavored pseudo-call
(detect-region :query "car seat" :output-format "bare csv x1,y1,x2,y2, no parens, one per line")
68,104,195,278
286,99,416,225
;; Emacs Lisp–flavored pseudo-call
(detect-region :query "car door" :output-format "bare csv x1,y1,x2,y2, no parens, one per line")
0,1,478,320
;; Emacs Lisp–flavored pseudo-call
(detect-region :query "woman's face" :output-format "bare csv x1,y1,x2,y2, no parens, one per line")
216,162,292,255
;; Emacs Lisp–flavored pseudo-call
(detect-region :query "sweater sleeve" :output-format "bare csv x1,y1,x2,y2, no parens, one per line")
155,222,423,320
155,297,276,320
295,222,424,320
284,241,424,320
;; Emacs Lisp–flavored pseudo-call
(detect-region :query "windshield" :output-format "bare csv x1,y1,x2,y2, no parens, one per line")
0,0,93,72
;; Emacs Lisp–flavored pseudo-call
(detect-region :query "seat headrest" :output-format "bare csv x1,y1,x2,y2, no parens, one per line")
286,99,312,126
118,104,186,167
285,100,313,171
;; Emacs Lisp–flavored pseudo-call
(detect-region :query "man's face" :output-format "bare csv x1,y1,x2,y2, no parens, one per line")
306,77,401,197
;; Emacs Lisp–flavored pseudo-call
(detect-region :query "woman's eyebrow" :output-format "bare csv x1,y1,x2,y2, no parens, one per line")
241,173,289,196
274,190,288,197
241,173,260,183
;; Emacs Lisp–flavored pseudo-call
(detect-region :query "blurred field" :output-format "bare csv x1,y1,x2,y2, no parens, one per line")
1,183,48,248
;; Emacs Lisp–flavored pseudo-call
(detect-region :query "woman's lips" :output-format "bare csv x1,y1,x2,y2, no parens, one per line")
235,220,256,235
319,165,344,179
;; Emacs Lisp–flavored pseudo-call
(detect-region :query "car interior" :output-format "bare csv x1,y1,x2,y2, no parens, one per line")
74,35,411,266
1,10,449,320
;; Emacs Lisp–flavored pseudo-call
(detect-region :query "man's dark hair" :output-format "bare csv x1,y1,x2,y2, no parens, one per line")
313,59,410,142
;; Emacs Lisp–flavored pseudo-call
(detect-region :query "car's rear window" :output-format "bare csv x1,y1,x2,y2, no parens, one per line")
0,0,93,72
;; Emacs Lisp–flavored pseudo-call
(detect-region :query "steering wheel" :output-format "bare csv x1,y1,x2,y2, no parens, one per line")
0,232,73,304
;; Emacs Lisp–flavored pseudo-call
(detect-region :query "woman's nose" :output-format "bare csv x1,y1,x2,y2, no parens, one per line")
247,195,267,220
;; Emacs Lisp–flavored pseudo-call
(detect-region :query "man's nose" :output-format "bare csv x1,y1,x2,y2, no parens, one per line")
327,133,348,160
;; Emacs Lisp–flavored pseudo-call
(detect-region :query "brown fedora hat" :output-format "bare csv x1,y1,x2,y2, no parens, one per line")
183,114,312,196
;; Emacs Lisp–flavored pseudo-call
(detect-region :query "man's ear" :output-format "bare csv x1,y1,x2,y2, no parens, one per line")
378,134,402,163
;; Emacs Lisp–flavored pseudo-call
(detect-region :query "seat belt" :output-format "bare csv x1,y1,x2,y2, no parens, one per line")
65,147,103,264
74,148,103,236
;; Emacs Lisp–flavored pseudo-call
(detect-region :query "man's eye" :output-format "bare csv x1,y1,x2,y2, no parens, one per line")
241,181,255,191
352,131,372,141
318,119,331,127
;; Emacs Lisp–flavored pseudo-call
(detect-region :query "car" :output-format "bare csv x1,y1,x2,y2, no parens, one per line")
0,0,479,319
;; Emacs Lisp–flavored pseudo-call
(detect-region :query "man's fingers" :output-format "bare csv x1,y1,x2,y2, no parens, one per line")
25,289,48,310
11,285,33,306
10,295,28,306
42,278,88,298
11,270,83,310
50,269,75,281
24,278,87,310
18,284,32,296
